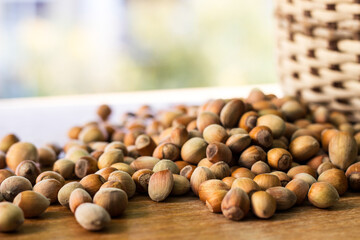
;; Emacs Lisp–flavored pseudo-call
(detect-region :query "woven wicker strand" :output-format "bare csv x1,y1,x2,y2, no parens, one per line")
275,0,360,122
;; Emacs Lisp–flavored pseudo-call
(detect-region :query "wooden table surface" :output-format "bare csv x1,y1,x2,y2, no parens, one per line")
0,85,359,240
1,193,360,240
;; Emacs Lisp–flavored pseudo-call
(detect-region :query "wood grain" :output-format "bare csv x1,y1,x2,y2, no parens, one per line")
1,192,360,240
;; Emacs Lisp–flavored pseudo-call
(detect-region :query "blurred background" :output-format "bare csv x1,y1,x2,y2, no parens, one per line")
0,0,276,99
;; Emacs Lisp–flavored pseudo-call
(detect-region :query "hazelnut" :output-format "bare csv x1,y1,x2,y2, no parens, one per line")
220,99,245,128
98,149,124,169
130,156,160,171
251,191,276,219
180,165,196,180
289,136,320,163
318,168,348,195
249,126,273,149
329,131,357,170
153,160,179,174
152,143,180,161
206,142,232,164
58,182,84,207
6,142,38,171
231,167,255,179
210,161,231,179
75,203,111,231
0,202,24,232
231,177,260,195
251,161,270,175
226,134,251,154
197,112,221,133
0,134,19,153
222,176,236,188
15,160,40,185
33,179,62,204
0,176,32,201
203,124,228,144
93,188,128,217
171,174,190,196
267,148,292,171
308,182,339,208
285,178,309,205
266,187,297,210
148,169,174,202
253,174,281,190
132,169,153,193
108,170,136,198
36,171,65,186
13,190,50,218
190,167,215,196
257,114,286,138
238,146,266,168
53,159,75,179
37,146,57,167
69,188,92,213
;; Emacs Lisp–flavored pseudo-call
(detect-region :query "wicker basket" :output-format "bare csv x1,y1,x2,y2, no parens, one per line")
274,0,360,122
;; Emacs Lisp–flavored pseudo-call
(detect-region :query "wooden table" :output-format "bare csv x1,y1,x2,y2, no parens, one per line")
0,85,359,240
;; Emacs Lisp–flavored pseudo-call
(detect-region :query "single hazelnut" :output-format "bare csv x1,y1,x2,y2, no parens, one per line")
251,191,276,219
285,178,309,205
75,203,111,231
231,167,255,179
289,136,320,163
253,174,281,190
33,179,62,204
58,182,84,207
267,148,292,171
130,156,160,171
36,171,65,186
180,165,196,180
226,134,251,154
0,202,24,232
79,174,106,197
181,138,208,165
0,134,19,153
210,161,231,179
328,131,357,170
69,188,92,213
251,161,271,175
148,169,174,202
203,124,228,144
308,182,339,208
318,168,348,195
53,159,75,179
238,146,266,168
220,99,245,128
152,143,180,161
153,160,180,174
190,167,215,196
132,169,153,193
38,146,57,167
171,174,190,196
15,160,40,185
249,126,273,149
196,112,221,133
6,142,38,171
108,170,136,198
257,114,286,138
98,149,124,169
93,188,128,217
266,187,297,210
0,176,32,201
206,142,232,164
231,177,260,195
13,190,50,218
